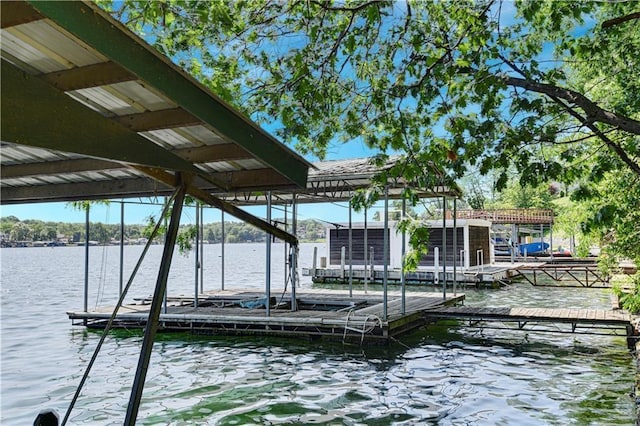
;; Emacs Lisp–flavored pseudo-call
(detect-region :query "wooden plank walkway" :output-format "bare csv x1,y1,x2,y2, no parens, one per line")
422,306,635,347
68,289,465,343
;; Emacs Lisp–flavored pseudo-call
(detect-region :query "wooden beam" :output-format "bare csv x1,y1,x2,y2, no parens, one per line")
41,62,136,91
0,158,120,179
28,0,309,188
0,144,252,179
115,108,201,132
0,1,43,28
1,59,199,173
178,144,251,163
0,176,173,204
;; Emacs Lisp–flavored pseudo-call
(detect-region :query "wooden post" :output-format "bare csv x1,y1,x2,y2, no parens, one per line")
312,246,318,277
434,247,440,287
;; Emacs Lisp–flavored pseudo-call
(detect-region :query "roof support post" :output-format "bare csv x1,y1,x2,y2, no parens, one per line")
120,202,125,296
364,207,368,293
383,186,389,321
348,201,353,298
221,210,225,291
291,195,298,312
265,191,272,317
194,202,200,308
453,198,457,297
84,206,89,316
401,196,406,315
125,177,187,425
442,196,447,300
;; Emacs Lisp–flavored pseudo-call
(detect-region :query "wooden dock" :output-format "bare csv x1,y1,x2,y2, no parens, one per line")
422,306,635,347
68,289,465,344
304,264,520,287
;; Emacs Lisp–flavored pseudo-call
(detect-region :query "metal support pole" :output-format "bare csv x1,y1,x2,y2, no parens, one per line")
284,203,288,288
119,202,124,296
453,198,457,297
200,204,204,293
221,210,225,291
348,201,353,298
401,197,406,314
84,205,89,314
194,203,200,307
266,191,272,317
291,195,298,312
383,187,389,321
125,179,187,425
442,196,447,300
364,207,368,292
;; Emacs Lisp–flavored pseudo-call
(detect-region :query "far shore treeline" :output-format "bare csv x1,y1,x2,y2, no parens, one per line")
0,215,326,246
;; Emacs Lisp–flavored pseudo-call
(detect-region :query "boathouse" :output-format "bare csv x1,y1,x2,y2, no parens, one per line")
1,2,466,423
303,218,501,285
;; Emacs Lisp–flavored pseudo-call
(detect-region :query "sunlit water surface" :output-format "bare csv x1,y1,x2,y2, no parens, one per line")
1,244,635,425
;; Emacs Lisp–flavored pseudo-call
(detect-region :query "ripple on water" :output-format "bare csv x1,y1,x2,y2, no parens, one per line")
0,246,636,425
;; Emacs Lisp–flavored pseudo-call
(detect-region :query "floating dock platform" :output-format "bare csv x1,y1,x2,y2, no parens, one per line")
68,289,465,344
304,263,528,287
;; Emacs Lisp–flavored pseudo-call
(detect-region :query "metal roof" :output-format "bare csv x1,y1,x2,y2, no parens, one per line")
1,0,311,206
221,156,462,205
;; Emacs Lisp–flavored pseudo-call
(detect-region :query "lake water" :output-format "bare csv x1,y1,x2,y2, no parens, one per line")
1,244,636,425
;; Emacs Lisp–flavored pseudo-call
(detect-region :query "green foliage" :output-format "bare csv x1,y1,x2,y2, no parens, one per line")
0,216,325,246
101,1,640,263
612,275,640,314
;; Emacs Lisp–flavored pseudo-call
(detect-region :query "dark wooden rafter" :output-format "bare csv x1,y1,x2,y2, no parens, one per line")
115,108,201,132
1,143,253,179
0,175,173,204
0,158,118,179
26,0,309,188
1,59,200,173
0,1,43,28
41,62,136,91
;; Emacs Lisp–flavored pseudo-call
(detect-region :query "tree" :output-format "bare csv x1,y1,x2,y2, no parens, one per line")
10,222,31,241
107,1,639,180
103,0,639,260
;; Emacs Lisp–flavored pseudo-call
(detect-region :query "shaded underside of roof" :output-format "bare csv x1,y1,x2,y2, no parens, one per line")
1,0,310,205
0,1,459,210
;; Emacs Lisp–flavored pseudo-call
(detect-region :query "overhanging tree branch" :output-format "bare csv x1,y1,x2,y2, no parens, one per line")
501,76,640,136
601,12,640,29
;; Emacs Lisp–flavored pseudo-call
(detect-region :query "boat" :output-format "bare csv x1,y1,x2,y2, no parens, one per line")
519,242,549,256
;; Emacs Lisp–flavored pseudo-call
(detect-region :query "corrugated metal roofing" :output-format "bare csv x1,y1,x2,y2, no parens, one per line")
1,1,458,212
1,0,310,206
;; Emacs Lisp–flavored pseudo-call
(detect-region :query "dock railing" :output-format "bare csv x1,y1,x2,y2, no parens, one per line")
454,208,554,224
